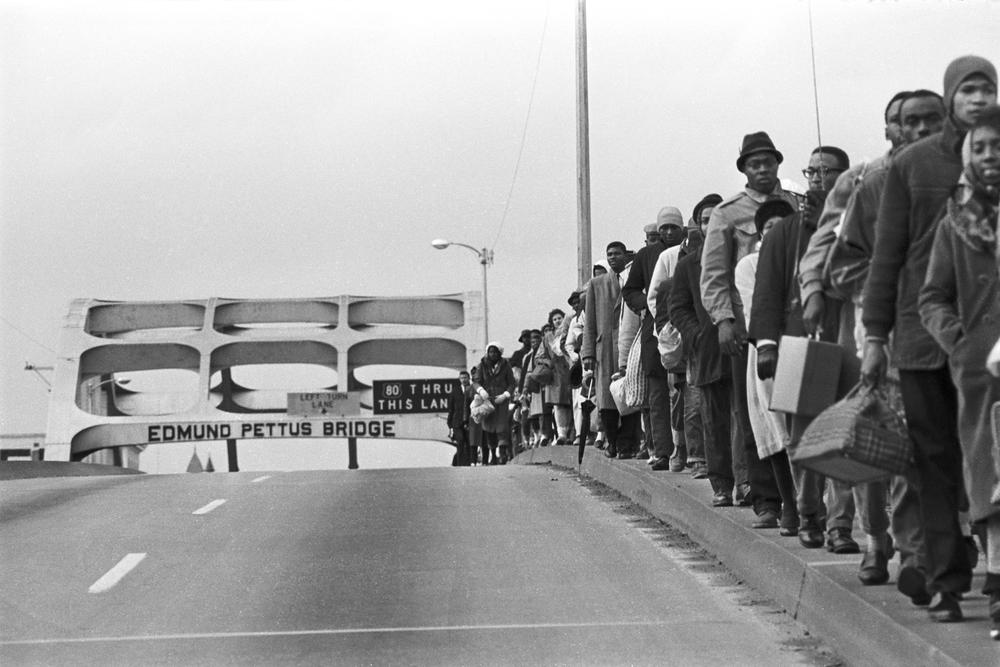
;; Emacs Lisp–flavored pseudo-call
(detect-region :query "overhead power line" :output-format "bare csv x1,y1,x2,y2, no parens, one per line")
490,0,550,252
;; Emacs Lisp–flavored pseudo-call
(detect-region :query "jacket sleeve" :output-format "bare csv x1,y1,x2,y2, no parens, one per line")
798,169,855,304
918,220,962,355
749,222,787,344
581,281,598,361
647,251,671,325
622,251,648,314
699,206,735,324
669,259,701,351
862,161,910,338
618,304,641,369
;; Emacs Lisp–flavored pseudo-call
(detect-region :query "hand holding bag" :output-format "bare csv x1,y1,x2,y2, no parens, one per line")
789,382,912,483
609,375,641,416
657,321,684,371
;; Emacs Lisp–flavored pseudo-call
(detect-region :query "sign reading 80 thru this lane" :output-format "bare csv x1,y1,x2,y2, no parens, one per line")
372,379,456,414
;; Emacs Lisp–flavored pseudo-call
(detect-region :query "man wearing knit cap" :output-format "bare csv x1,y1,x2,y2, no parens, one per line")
647,195,722,475
862,54,996,622
699,132,799,521
643,223,661,247
622,208,684,468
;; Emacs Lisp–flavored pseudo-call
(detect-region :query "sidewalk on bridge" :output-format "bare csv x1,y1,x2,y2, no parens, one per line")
513,445,996,667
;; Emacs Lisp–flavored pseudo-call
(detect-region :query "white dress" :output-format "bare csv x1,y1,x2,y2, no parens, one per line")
735,251,789,459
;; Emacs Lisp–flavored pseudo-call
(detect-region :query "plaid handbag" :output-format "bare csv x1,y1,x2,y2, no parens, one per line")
789,383,912,484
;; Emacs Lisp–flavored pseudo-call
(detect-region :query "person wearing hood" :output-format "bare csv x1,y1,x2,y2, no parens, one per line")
475,341,516,465
919,105,1000,637
862,54,997,621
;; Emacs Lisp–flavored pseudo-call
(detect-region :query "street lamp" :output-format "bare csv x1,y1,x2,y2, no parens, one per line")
431,239,493,348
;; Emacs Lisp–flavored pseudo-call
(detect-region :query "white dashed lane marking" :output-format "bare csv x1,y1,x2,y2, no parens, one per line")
192,499,227,515
88,553,147,594
251,476,271,483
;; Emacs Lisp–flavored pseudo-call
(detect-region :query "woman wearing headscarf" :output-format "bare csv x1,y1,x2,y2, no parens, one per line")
475,341,516,465
919,105,1000,638
544,309,574,444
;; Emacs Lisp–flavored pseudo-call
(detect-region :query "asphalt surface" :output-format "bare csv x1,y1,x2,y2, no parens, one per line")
2,465,822,666
518,445,1000,667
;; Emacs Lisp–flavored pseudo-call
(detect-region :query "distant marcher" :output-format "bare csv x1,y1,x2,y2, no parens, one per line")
447,369,473,466
476,342,516,466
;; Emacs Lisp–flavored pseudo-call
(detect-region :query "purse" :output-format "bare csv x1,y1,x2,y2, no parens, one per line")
657,321,684,371
609,375,641,416
623,329,647,407
789,383,912,483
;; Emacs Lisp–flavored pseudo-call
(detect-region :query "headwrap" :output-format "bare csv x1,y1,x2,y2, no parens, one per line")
947,107,1000,257
486,340,504,356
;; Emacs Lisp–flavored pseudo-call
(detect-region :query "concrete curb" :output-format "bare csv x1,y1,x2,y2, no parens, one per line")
514,446,986,667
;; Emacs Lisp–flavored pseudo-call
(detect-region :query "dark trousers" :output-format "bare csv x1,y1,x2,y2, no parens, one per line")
647,373,675,459
899,367,971,595
699,377,734,495
452,426,471,466
732,349,781,514
599,408,641,454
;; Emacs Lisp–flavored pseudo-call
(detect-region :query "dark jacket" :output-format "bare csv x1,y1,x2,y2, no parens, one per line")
749,214,841,344
862,119,964,369
447,382,472,430
622,241,670,378
476,357,515,434
669,252,728,387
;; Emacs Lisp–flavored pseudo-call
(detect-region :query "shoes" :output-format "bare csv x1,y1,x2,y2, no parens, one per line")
778,510,799,536
798,517,825,549
690,463,709,479
858,550,890,585
669,445,686,472
735,483,752,507
897,564,932,606
751,509,779,529
617,450,636,460
650,456,671,471
711,492,733,507
636,448,650,460
827,528,861,554
595,438,606,450
927,591,963,623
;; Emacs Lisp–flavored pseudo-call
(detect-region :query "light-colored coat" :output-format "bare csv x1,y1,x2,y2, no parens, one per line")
582,269,627,411
919,212,1000,522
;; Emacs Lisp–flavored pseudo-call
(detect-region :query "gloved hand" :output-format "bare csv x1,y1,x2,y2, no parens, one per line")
496,391,510,403
756,344,778,380
477,387,489,400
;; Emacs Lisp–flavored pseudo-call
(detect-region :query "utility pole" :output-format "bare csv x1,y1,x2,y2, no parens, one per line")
576,0,592,289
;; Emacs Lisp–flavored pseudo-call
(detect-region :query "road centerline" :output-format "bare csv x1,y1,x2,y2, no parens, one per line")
251,476,271,483
88,553,147,594
192,499,227,515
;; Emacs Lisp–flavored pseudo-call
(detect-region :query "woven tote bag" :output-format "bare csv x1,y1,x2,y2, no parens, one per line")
790,383,912,483
623,329,647,407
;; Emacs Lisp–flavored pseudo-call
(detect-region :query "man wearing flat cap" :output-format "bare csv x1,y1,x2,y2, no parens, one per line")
699,131,801,522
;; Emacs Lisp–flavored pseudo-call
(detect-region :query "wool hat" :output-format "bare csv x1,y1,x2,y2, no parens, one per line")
692,193,723,224
656,206,685,229
943,55,997,113
517,329,531,343
487,340,504,355
643,223,659,234
736,131,784,172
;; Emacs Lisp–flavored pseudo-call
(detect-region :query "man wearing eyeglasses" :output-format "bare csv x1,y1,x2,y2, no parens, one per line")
750,145,856,550
699,131,800,525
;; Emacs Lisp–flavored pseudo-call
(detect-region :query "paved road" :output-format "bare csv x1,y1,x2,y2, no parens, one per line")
2,466,822,665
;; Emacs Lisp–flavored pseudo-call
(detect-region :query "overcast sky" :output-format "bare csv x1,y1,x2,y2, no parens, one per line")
1,0,996,472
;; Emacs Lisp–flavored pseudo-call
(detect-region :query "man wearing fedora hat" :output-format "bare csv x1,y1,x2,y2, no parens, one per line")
699,131,802,523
